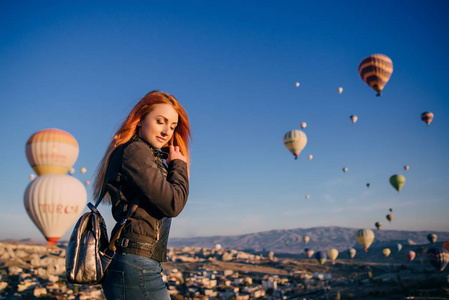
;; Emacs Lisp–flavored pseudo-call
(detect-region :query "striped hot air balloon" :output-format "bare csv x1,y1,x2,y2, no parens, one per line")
356,228,375,251
427,247,449,272
26,129,79,176
421,111,434,125
358,54,393,96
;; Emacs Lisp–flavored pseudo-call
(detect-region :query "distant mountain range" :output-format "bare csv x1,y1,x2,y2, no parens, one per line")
168,226,449,254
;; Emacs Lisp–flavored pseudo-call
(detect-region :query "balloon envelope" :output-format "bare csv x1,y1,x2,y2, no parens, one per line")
315,251,327,265
303,236,310,244
406,251,416,262
338,87,343,94
404,165,410,171
305,248,314,258
427,233,437,244
350,115,358,123
386,214,393,222
356,228,375,251
348,248,356,259
390,174,405,192
283,130,307,159
426,247,449,272
300,122,307,129
383,248,391,257
24,174,87,246
26,129,79,175
421,112,434,125
358,54,393,96
375,222,382,230
396,243,402,252
327,248,339,263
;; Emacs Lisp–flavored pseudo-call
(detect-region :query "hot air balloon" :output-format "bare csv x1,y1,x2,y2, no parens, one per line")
386,214,393,222
338,87,343,94
406,251,416,262
305,195,310,199
283,130,307,159
24,174,87,246
305,248,314,258
69,168,75,175
396,243,402,252
29,174,35,181
421,112,434,125
366,183,370,188
349,115,358,124
390,174,405,192
300,122,307,129
404,165,409,171
315,251,327,265
389,208,393,212
308,154,313,160
426,247,449,272
358,54,393,96
343,167,348,173
427,233,437,244
80,167,87,174
85,180,90,186
383,248,391,257
356,229,375,252
26,129,79,176
295,82,300,87
303,236,310,244
348,248,356,259
375,222,382,230
327,248,339,264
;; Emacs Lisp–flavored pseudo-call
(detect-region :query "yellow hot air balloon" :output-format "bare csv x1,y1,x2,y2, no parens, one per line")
421,112,434,125
350,115,358,124
338,87,343,94
24,174,87,246
26,129,79,176
356,228,375,252
383,248,391,257
327,248,339,264
80,167,87,174
283,130,307,159
390,174,406,192
305,194,310,199
303,236,310,244
358,54,393,96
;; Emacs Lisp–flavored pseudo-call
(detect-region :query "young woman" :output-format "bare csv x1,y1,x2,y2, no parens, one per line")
93,90,191,299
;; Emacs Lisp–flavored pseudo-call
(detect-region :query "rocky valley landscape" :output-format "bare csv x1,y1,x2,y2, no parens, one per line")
1,226,448,299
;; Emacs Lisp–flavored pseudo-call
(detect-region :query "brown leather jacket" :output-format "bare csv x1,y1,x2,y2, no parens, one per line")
105,135,189,261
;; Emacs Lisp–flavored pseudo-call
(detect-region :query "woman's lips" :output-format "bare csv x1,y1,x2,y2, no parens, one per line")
156,136,166,143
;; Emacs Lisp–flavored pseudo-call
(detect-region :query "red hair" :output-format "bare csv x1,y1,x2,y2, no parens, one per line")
93,91,191,202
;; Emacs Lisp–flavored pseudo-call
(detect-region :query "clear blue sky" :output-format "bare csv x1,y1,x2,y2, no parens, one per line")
1,0,448,243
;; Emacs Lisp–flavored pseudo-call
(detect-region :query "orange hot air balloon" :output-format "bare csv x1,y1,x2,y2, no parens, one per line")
421,112,434,125
24,174,87,246
404,165,410,171
358,54,393,96
26,129,79,175
386,214,393,222
300,122,307,129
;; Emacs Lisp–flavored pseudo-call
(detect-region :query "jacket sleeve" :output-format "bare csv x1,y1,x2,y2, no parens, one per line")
120,142,189,218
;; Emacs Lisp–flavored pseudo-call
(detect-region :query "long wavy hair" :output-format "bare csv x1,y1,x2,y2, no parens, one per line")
93,90,191,203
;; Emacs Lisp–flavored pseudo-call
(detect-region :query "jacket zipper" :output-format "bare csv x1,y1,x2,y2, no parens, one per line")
156,219,160,241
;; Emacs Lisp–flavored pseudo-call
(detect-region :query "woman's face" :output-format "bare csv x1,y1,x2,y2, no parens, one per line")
138,104,179,149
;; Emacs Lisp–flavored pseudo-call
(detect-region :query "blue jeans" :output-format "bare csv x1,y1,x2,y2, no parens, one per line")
102,252,170,300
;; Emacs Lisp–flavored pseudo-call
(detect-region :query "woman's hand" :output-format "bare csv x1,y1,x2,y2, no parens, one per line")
166,145,186,164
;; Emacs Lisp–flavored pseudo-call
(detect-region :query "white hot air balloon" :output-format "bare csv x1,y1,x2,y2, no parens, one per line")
24,174,87,246
295,82,300,87
350,115,358,124
283,130,307,159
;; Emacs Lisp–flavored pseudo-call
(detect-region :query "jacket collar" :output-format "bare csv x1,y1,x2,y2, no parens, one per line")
131,135,168,159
